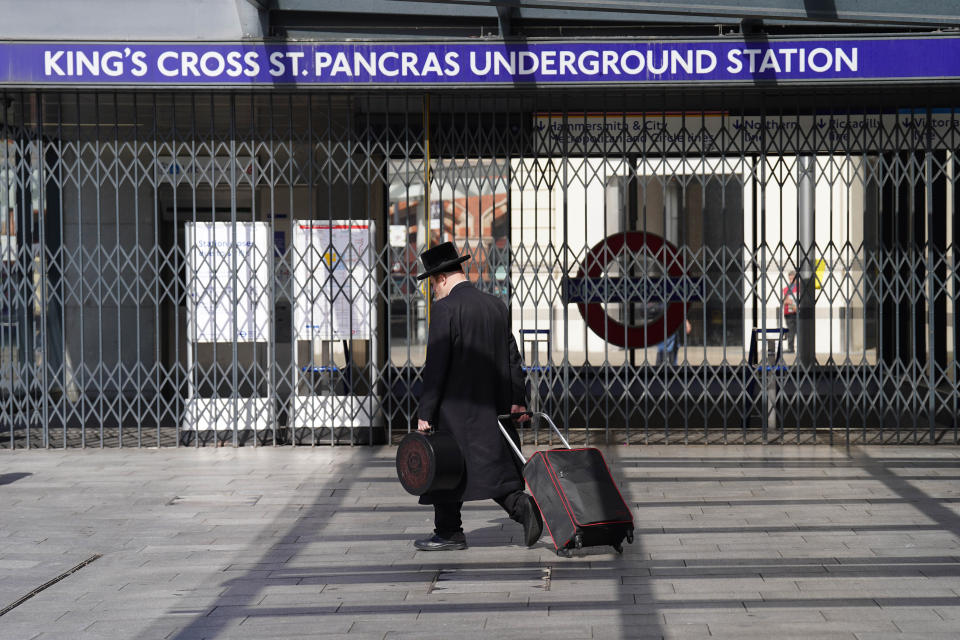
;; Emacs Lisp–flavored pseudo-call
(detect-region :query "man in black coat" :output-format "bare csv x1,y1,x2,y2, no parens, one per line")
413,242,543,551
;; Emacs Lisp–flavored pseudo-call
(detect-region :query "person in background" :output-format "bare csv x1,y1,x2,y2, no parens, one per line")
656,318,692,366
782,270,798,353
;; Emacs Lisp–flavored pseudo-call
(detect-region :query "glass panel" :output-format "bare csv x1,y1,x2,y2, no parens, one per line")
386,159,427,364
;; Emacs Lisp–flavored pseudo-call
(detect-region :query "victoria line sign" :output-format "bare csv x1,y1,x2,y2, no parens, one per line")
1,37,960,86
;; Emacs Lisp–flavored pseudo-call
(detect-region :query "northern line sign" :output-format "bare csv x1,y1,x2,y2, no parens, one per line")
1,37,960,86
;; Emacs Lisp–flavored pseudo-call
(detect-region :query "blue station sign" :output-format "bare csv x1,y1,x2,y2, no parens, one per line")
1,37,960,86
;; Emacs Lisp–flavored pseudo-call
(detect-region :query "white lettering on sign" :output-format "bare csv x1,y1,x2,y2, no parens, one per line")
467,49,724,77
27,41,875,84
45,49,129,76
45,49,263,79
726,47,857,74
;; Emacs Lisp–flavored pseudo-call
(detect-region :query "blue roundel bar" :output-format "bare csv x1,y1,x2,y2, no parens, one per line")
560,275,704,305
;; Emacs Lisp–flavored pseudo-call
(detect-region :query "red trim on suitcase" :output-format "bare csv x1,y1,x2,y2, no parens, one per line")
541,453,579,548
529,448,635,551
526,451,569,551
537,452,578,549
545,449,634,528
543,452,578,525
524,477,559,551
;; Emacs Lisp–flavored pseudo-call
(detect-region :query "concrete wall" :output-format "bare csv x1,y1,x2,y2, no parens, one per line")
59,144,159,394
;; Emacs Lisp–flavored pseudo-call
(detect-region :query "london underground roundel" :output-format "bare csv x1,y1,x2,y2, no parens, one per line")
575,231,686,349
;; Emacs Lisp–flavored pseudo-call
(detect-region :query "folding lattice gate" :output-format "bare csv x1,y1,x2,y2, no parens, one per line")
1,88,957,447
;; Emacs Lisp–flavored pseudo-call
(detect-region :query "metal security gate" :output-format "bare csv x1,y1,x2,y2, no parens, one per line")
1,88,957,447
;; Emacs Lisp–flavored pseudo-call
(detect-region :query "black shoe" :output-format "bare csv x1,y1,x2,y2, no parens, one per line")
414,532,467,551
519,494,543,547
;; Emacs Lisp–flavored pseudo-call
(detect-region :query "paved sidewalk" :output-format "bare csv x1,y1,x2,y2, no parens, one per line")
1,445,959,639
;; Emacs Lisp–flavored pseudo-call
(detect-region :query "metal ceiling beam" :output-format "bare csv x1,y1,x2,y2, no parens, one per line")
411,0,960,26
497,4,515,37
272,0,960,27
271,0,719,22
238,0,270,38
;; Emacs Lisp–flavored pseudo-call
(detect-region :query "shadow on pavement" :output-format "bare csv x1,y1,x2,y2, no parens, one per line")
0,472,31,485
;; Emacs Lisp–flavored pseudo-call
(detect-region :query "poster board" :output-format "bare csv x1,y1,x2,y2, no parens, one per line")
185,221,271,343
293,220,375,341
0,236,14,262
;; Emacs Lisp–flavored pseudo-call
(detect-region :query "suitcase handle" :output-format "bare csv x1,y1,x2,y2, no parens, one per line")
497,411,571,464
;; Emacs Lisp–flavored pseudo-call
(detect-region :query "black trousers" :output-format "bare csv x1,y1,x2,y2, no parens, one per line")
784,313,797,351
433,489,525,538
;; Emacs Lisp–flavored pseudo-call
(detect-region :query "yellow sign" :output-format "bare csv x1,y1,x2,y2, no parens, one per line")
814,258,827,290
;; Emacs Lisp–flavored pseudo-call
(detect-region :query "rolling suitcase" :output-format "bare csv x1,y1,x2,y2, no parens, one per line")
499,412,634,557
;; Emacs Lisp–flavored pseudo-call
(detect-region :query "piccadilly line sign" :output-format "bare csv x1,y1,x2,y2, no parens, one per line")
1,37,960,86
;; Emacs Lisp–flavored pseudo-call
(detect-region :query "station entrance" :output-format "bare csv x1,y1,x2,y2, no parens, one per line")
1,87,957,447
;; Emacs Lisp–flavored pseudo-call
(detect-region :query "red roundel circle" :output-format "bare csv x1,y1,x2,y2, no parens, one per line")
576,231,686,349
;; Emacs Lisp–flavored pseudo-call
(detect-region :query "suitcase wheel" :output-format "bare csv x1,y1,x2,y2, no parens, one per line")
557,548,573,558
612,543,623,554
574,533,583,550
626,530,634,544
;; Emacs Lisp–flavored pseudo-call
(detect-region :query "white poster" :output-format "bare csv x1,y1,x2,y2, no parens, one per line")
186,221,270,343
389,224,408,247
0,236,14,262
293,220,375,340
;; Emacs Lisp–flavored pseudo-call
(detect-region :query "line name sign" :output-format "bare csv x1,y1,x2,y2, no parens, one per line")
1,37,959,86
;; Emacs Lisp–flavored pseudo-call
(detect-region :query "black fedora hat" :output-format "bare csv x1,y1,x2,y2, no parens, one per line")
417,241,470,280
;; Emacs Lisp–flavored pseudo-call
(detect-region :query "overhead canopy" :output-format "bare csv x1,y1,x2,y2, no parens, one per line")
380,0,960,26
263,0,960,38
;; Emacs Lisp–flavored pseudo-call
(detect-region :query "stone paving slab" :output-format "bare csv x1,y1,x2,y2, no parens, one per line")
0,445,959,639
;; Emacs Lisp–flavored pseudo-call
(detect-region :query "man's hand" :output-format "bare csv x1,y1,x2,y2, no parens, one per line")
417,419,432,433
511,405,530,423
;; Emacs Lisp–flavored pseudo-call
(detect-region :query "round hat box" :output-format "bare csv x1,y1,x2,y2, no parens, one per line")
396,431,464,495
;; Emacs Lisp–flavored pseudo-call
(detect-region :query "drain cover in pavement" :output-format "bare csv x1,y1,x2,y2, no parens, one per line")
167,494,261,506
428,567,551,594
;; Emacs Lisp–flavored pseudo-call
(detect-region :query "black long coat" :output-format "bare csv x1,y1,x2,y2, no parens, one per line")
417,281,527,504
